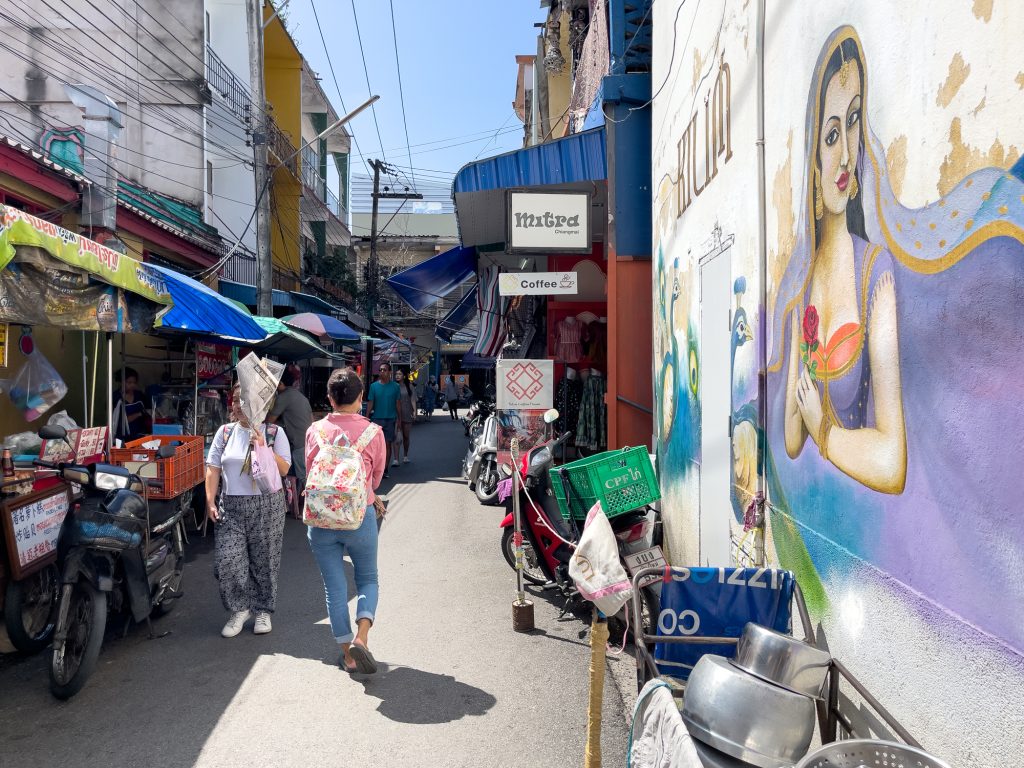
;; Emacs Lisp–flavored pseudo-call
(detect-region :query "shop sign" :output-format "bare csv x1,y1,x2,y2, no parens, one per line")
506,191,591,253
497,359,553,410
1,485,71,579
499,272,578,297
196,342,231,380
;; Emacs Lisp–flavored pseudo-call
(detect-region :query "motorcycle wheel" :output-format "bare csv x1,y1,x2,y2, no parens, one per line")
153,524,186,617
3,564,59,654
49,581,106,700
501,527,548,585
475,461,500,505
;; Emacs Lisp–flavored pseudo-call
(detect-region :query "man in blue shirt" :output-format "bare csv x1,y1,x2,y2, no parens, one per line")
367,363,400,477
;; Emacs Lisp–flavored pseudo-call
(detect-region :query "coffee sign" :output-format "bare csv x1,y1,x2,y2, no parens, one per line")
507,191,591,253
499,272,578,296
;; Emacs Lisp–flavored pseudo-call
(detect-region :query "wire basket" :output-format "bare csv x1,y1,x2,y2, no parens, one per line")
549,446,660,521
70,499,144,552
796,740,952,768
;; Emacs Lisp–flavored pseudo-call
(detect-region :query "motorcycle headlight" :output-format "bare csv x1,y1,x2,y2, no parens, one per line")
94,471,131,491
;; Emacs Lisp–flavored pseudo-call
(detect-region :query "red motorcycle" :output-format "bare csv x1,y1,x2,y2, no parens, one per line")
498,427,661,636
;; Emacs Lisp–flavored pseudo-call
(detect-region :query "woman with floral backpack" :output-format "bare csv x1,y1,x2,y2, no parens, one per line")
304,367,387,673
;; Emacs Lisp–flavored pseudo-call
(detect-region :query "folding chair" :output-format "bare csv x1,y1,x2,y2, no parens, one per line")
631,566,815,693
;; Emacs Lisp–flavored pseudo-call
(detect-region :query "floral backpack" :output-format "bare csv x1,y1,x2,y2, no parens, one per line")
302,423,380,530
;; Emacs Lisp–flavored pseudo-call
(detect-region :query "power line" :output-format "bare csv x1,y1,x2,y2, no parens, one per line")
349,0,386,160
387,0,415,191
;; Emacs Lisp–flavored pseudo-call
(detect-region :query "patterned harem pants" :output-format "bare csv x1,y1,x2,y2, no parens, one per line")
214,490,287,613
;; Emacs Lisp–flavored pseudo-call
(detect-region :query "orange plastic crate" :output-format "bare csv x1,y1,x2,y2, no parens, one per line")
110,435,205,499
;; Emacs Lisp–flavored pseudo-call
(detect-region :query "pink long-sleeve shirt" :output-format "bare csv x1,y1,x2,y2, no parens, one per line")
304,413,387,503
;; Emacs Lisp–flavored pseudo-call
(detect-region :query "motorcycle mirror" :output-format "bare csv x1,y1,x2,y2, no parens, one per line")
500,463,512,478
543,408,559,424
39,425,67,441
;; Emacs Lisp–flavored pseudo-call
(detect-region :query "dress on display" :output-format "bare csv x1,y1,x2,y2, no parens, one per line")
555,317,583,363
554,376,582,437
575,373,607,452
583,320,607,371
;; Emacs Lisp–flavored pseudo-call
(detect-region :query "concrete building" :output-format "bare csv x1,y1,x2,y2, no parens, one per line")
650,1,1024,763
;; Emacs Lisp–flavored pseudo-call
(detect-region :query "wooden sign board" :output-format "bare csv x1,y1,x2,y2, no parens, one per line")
1,484,71,580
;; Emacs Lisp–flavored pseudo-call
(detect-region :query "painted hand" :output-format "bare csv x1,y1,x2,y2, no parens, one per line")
871,271,896,316
795,367,824,443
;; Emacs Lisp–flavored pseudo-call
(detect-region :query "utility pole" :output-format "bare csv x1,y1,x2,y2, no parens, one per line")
246,0,273,318
363,159,423,395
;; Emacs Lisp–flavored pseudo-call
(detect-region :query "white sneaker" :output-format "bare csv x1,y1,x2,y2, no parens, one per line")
391,458,399,467
253,612,272,635
222,610,251,638
403,457,410,463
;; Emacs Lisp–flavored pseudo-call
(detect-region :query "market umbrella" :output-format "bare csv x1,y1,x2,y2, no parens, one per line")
251,315,343,360
282,312,361,343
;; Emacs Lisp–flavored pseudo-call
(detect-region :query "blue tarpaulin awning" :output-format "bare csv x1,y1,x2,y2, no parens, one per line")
435,285,478,343
217,280,347,318
148,264,266,342
385,245,476,313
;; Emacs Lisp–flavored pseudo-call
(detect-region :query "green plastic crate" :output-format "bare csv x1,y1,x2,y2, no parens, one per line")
549,446,660,521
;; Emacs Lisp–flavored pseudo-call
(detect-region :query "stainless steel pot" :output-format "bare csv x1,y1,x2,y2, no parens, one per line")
732,622,832,699
683,654,817,768
794,740,952,768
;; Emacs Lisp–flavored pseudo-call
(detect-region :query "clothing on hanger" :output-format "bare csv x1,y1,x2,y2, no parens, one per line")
554,375,582,437
555,316,583,363
576,371,607,452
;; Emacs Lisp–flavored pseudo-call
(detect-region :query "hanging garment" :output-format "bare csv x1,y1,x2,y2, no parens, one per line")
628,680,703,768
473,266,507,357
585,320,607,371
576,373,607,452
555,316,583,363
554,376,582,437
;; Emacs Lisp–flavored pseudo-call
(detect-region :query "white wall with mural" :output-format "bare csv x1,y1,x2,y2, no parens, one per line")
652,1,1024,763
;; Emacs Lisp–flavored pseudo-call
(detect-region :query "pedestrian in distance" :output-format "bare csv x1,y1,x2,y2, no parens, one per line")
367,363,400,477
422,376,437,420
444,374,461,421
304,367,386,674
394,369,416,464
205,383,291,638
266,365,313,487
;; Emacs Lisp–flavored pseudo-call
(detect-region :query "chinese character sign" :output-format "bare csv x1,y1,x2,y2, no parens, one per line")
497,359,553,410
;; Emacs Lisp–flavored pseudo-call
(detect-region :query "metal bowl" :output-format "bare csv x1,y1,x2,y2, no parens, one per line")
692,738,764,768
794,739,953,768
683,654,817,768
732,622,832,699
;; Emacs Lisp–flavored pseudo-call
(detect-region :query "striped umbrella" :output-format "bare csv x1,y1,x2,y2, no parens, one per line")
281,312,361,343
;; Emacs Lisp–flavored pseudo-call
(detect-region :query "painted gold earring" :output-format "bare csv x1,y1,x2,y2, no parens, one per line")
814,168,824,220
849,172,859,200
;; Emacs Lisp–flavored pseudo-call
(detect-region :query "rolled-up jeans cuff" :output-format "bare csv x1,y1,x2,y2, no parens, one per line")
335,632,354,645
356,611,375,624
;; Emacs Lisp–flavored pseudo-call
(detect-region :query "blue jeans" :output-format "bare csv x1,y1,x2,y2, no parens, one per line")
307,508,379,644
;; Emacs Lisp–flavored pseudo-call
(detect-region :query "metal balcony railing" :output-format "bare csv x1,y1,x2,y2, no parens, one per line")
205,44,252,123
301,144,326,199
265,116,298,175
609,0,653,75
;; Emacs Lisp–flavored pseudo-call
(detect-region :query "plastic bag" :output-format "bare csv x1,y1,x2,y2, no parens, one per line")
8,350,67,422
250,441,282,494
46,410,79,431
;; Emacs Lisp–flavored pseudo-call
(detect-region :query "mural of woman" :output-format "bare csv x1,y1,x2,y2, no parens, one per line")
767,25,1024,647
780,33,907,494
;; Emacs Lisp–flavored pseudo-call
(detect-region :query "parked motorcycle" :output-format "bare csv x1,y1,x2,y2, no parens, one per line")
498,420,661,637
466,409,500,504
462,398,493,439
37,425,185,699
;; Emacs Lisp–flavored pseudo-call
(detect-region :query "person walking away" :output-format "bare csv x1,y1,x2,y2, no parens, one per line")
205,383,291,637
304,367,386,674
266,366,313,486
394,370,416,463
422,377,437,420
112,367,148,442
444,374,460,421
367,363,400,476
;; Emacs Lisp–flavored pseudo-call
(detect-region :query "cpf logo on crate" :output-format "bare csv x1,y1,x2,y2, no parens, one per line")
497,359,553,410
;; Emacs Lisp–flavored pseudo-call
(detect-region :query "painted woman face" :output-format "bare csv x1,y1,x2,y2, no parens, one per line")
817,64,862,217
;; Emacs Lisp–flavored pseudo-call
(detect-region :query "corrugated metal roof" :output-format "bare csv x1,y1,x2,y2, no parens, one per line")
452,127,606,194
0,135,90,186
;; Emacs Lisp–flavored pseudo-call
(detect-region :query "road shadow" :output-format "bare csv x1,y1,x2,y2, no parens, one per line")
354,663,497,724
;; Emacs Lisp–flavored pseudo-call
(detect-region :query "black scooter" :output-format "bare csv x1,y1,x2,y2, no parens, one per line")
38,425,185,699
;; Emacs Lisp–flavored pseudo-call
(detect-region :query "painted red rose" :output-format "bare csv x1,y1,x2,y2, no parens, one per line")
802,305,819,346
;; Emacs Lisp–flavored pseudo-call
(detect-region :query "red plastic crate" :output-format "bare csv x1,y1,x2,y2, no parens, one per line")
110,435,205,499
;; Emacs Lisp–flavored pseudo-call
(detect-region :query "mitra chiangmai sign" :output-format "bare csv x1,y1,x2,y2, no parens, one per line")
499,272,578,296
507,190,591,253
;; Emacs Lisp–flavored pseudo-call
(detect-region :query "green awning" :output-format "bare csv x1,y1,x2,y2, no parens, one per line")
250,315,343,360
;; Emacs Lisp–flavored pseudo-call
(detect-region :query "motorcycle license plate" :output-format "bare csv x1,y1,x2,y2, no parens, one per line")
625,546,667,587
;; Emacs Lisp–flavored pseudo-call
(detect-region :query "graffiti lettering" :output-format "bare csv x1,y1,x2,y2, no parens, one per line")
676,53,732,219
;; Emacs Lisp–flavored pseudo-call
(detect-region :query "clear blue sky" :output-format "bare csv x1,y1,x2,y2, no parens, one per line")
285,0,543,198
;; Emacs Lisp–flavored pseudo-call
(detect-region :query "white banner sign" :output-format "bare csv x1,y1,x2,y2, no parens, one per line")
497,359,554,410
499,272,578,296
507,191,590,253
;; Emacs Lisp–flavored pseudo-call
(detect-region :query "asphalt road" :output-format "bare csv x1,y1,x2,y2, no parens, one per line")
0,416,635,768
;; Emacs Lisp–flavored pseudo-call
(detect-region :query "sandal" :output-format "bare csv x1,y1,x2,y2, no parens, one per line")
348,642,378,674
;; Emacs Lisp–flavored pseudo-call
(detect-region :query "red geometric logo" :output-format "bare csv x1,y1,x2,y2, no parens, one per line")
505,362,544,400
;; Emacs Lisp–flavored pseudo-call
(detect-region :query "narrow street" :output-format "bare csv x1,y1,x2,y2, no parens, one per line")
0,418,634,768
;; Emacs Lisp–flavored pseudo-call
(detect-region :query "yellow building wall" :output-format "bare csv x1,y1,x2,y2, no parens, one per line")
263,13,303,286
